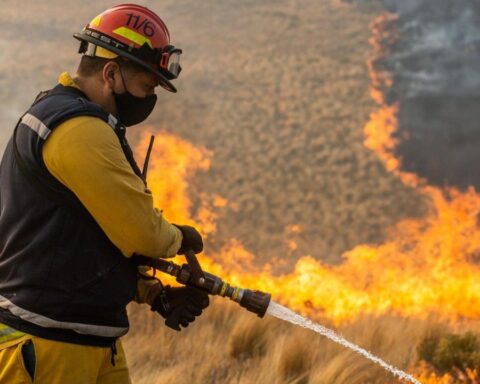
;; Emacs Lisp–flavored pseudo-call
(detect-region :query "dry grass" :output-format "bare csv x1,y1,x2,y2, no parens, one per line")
2,2,459,382
0,0,427,267
228,314,271,360
123,300,480,383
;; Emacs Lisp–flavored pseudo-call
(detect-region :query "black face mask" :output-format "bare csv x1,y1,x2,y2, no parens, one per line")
113,70,157,127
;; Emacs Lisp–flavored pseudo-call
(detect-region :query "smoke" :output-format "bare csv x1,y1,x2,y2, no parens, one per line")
0,1,103,153
376,0,480,189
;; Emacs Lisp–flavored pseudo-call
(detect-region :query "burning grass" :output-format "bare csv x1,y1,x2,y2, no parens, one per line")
417,332,480,380
2,1,478,383
135,127,480,326
125,6,480,382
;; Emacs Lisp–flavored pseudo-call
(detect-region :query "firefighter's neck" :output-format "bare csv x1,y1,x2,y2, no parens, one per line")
74,74,117,116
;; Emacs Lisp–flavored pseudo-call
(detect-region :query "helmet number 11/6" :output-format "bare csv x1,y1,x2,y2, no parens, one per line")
126,13,156,37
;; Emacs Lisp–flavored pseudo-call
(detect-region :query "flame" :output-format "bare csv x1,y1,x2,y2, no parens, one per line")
411,362,479,384
138,132,219,237
364,13,425,188
134,11,480,381
135,12,480,326
136,127,480,324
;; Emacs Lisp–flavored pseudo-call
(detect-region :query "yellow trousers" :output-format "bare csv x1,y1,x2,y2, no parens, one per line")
0,334,131,384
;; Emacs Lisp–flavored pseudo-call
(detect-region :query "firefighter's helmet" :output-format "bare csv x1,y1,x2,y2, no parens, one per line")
74,4,181,92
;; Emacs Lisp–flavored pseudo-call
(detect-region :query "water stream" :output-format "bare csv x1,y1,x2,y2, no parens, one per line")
266,301,421,384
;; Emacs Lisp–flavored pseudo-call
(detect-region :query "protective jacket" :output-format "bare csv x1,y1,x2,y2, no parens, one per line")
0,83,142,347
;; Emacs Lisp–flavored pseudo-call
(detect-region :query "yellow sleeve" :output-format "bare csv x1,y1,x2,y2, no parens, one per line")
42,115,182,259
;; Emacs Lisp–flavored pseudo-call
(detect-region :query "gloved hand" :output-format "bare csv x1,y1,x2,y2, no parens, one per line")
174,224,203,254
151,285,209,331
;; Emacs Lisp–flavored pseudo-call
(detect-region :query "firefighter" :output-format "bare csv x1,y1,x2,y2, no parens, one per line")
0,4,209,383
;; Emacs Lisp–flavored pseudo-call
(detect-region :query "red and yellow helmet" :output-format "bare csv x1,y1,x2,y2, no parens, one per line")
74,4,181,92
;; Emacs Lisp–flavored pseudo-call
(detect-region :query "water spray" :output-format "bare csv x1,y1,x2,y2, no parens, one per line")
267,302,421,384
136,252,421,384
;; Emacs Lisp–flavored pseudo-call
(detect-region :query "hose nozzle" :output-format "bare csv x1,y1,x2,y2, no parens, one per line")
134,253,272,318
237,289,272,318
201,275,271,318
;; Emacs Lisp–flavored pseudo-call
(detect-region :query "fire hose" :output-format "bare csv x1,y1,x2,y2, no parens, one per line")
134,250,272,318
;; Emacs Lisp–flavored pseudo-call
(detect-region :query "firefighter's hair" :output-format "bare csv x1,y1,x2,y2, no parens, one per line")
76,55,145,77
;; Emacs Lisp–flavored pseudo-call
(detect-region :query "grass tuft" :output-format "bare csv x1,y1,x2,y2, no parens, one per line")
418,331,480,374
228,315,270,360
275,330,313,383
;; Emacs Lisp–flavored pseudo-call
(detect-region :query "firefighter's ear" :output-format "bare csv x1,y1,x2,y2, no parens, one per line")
103,61,119,87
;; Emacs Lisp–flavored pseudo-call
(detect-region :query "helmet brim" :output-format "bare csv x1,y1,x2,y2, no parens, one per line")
74,32,177,93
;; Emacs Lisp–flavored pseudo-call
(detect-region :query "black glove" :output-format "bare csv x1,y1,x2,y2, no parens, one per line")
151,285,209,331
174,224,203,254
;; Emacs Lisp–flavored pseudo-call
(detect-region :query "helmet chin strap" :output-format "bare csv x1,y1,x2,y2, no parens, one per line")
107,68,126,117
118,68,131,95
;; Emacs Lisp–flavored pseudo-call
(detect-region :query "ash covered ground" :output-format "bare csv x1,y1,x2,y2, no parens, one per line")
0,0,430,266
378,0,480,189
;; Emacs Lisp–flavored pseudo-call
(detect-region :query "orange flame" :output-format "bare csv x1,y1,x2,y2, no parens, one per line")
411,362,479,384
136,14,480,324
136,127,480,324
134,11,480,382
364,14,425,188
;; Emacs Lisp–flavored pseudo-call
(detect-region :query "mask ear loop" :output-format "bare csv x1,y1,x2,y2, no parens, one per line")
117,66,130,95
110,60,130,96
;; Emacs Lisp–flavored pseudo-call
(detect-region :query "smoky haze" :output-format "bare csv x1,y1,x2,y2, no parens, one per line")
1,0,431,266
379,0,480,189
